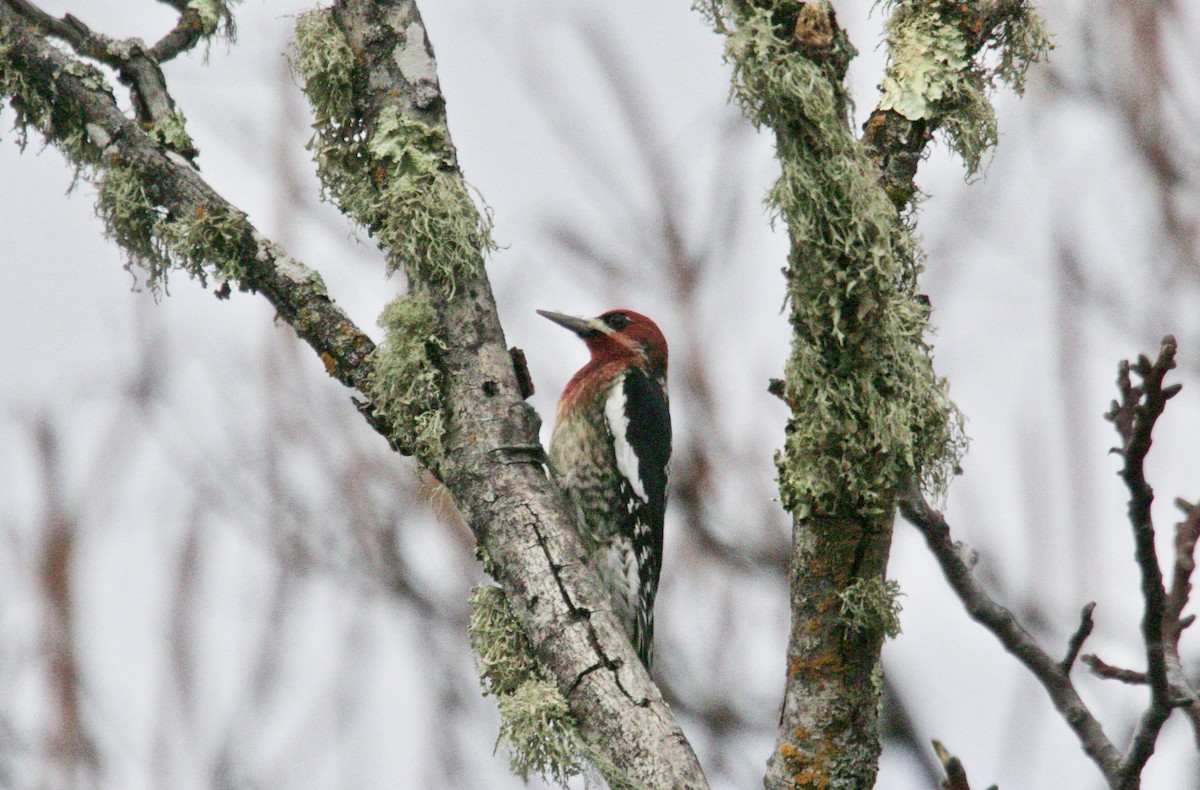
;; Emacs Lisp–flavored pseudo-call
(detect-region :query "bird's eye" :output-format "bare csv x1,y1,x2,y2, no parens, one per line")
605,313,632,330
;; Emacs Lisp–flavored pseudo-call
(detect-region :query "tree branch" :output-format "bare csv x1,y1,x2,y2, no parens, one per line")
1104,336,1178,785
898,486,1123,782
902,336,1199,790
3,0,200,161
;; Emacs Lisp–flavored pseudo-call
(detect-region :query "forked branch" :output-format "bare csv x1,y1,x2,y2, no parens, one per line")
903,336,1198,789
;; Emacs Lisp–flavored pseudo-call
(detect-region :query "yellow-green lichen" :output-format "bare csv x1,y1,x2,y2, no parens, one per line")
879,0,1052,175
367,293,446,462
839,577,902,638
709,1,965,519
468,586,584,787
288,9,494,289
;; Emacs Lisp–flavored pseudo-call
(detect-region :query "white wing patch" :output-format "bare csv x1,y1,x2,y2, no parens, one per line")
604,378,649,502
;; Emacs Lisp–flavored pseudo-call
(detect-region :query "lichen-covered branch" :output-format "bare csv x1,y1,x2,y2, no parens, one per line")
697,1,1050,785
289,3,705,784
2,0,237,161
863,0,1051,210
1,3,707,785
0,4,375,390
700,2,965,785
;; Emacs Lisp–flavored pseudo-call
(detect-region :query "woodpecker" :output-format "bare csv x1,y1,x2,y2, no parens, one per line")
538,308,671,669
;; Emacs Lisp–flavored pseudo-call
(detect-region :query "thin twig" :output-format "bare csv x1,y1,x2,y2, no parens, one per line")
1081,655,1148,686
1060,601,1097,674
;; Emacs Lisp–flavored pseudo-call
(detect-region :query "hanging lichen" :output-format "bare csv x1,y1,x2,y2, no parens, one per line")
367,293,447,464
467,586,585,788
288,8,494,289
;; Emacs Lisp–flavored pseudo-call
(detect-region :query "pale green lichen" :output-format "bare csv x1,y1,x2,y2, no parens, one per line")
877,5,974,122
95,165,247,289
879,0,1052,175
288,9,494,289
0,29,107,168
710,2,965,519
839,577,902,639
468,586,584,787
496,681,585,786
187,0,239,40
147,107,197,156
469,585,541,696
367,293,446,462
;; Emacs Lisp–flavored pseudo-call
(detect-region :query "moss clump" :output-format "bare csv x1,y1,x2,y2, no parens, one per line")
839,577,902,639
468,586,584,787
289,9,494,289
708,2,965,519
367,293,446,463
879,0,1052,175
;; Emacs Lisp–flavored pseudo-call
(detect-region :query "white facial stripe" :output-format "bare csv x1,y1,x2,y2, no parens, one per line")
605,379,649,502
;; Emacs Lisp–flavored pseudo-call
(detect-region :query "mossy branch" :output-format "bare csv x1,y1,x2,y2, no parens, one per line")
699,2,1043,787
289,8,494,290
0,5,376,391
864,0,1052,209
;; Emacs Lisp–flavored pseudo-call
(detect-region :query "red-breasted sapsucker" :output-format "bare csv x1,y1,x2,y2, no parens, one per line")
537,309,671,669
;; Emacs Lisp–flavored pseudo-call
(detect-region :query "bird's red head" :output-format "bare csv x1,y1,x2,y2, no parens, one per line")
537,309,668,379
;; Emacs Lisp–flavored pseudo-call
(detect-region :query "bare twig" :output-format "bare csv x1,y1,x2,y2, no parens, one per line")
932,739,975,790
1060,601,1097,674
1104,336,1178,785
898,486,1123,782
1082,655,1148,686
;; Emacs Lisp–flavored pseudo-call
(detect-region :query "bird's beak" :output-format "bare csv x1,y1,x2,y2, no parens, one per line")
537,310,602,338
